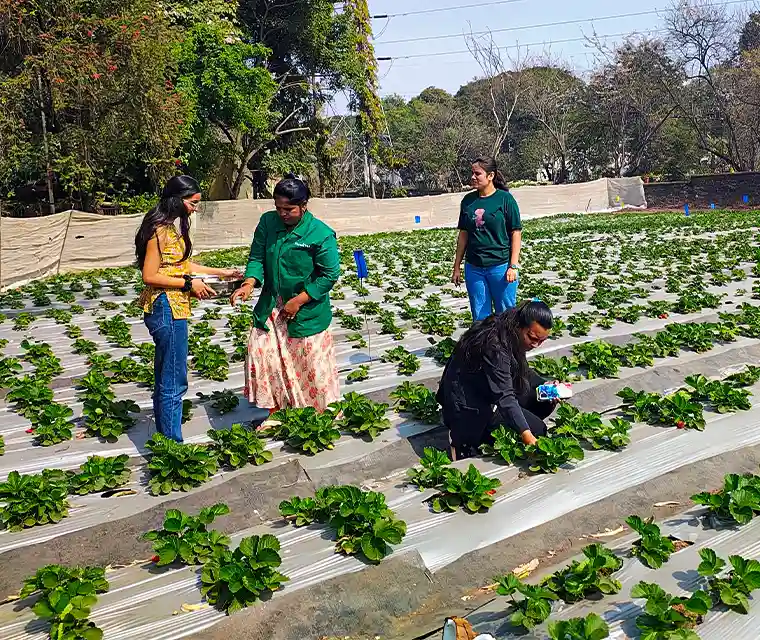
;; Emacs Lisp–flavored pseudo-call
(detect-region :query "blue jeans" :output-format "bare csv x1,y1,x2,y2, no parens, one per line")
144,293,188,442
465,262,519,322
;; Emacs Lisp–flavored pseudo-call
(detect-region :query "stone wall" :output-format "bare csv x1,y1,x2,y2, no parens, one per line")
644,171,760,209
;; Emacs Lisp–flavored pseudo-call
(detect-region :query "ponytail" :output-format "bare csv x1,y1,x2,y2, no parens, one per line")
473,156,509,192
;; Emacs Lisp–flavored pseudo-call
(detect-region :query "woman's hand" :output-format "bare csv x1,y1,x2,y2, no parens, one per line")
218,268,243,279
451,265,462,287
520,430,538,447
230,281,254,306
506,267,518,283
191,279,215,300
281,296,304,322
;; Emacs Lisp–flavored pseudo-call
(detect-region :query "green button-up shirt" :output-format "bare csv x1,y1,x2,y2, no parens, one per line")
244,210,340,338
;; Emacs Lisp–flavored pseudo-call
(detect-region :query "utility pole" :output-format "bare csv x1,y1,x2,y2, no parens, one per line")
37,72,55,215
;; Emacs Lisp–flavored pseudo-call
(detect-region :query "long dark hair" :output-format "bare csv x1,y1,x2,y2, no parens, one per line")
134,175,200,269
457,300,553,392
474,156,509,192
274,173,310,205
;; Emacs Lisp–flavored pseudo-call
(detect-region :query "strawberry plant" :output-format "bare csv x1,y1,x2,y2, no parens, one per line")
480,426,526,464
280,485,407,562
568,312,594,337
0,470,69,530
390,382,440,423
108,357,152,385
192,339,229,381
494,573,558,630
631,581,711,639
697,548,760,615
197,389,240,414
425,337,457,365
527,436,585,473
531,355,579,382
13,312,36,332
548,613,610,640
382,345,420,375
333,392,391,440
208,424,273,468
554,404,631,450
72,338,98,356
407,447,451,489
145,433,219,495
267,406,341,455
346,332,367,349
692,472,760,525
339,313,363,331
572,341,620,379
626,515,676,569
20,564,110,640
542,544,622,603
347,364,370,382
725,365,760,388
182,399,193,424
0,355,22,386
201,534,289,614
68,455,131,495
7,375,54,420
31,403,75,446
430,464,501,513
65,323,83,339
144,504,231,566
0,435,4,455
96,314,133,348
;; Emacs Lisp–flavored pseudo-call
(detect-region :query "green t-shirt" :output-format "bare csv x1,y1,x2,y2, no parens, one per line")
458,189,522,268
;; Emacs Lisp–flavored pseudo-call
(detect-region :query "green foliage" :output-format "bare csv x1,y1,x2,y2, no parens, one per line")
531,355,578,382
208,424,273,469
267,407,341,455
390,382,440,423
554,404,631,450
0,470,69,531
191,339,229,381
68,455,131,495
430,464,501,514
548,613,610,639
627,516,676,569
425,337,457,365
332,392,391,440
527,436,585,473
347,364,370,382
72,339,98,356
0,355,22,386
7,375,54,420
631,581,711,639
197,389,240,414
480,426,526,465
78,370,139,441
542,544,623,603
31,403,75,446
144,504,231,566
692,472,760,525
201,534,289,614
19,564,109,640
382,345,420,375
494,573,558,631
406,447,451,490
145,433,219,495
280,485,406,563
698,548,760,615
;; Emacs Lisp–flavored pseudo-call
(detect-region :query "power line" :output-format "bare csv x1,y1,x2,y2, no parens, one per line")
377,29,666,62
371,0,528,19
374,0,752,45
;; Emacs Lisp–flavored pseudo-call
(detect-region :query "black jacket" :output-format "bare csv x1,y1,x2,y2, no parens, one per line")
437,346,531,450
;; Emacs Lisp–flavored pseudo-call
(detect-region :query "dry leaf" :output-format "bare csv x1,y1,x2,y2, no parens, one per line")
654,501,680,507
461,595,473,601
590,526,625,538
512,558,540,579
180,603,208,613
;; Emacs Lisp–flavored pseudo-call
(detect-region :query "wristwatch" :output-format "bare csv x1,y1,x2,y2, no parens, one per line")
181,275,193,293
509,264,520,270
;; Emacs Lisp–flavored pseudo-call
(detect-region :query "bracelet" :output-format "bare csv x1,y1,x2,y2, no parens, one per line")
181,275,193,293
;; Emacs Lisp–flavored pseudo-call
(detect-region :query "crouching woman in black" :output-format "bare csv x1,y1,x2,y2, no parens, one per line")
437,300,555,459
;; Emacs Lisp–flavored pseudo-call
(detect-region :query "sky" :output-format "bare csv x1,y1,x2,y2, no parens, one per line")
364,0,749,100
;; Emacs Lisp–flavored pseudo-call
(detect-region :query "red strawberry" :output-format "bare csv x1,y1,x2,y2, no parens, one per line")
151,555,160,563
676,420,686,429
659,313,669,319
487,489,497,495
25,428,34,433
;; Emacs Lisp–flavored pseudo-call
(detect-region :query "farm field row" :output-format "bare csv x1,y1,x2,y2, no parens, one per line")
2,210,760,640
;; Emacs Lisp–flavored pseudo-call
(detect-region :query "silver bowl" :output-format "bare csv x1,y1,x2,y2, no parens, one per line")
203,277,244,297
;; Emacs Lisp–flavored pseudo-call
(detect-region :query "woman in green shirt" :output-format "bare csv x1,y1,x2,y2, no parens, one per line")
451,156,522,322
230,175,341,413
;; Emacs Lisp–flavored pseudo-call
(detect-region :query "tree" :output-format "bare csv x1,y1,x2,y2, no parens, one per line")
0,0,190,212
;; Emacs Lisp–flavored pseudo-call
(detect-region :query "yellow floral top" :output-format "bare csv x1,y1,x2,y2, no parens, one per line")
139,224,191,319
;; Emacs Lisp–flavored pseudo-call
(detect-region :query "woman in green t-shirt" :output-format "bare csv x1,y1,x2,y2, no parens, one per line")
451,156,522,322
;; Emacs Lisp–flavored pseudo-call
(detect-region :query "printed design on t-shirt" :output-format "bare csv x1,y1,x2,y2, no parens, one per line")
474,208,485,229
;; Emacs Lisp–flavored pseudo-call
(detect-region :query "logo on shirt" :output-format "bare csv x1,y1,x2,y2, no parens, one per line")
294,242,312,248
474,208,486,229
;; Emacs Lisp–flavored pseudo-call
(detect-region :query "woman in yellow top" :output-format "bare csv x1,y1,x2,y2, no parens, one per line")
136,175,239,442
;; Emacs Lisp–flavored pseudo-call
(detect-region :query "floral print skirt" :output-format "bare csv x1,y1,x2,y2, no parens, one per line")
245,302,340,411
